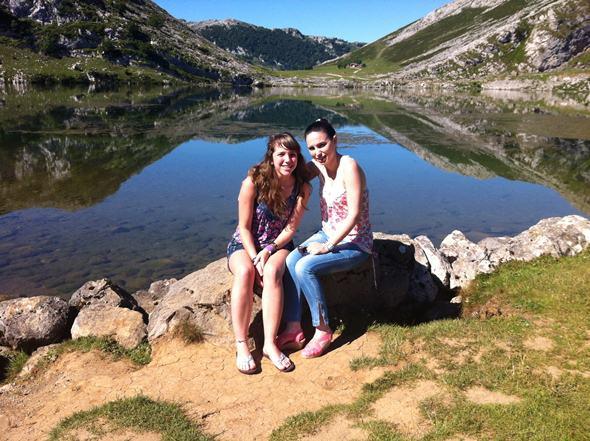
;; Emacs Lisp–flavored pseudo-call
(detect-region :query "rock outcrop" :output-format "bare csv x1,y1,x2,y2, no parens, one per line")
0,296,71,351
69,279,138,311
441,215,590,288
71,306,146,349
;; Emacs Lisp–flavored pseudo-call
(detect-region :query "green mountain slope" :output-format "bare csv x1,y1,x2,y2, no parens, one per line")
190,19,364,70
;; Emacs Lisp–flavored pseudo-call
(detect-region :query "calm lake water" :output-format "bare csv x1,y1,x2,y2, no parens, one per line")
0,86,588,298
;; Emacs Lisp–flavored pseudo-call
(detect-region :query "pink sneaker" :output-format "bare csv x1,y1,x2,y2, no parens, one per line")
301,332,332,358
276,329,306,351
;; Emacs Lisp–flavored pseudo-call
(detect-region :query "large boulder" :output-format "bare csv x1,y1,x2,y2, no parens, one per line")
0,296,71,351
374,233,441,303
69,279,138,311
148,259,240,344
71,306,146,349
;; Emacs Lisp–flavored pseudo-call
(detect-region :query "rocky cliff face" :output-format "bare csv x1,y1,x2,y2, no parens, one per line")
0,0,256,86
189,19,364,70
332,0,589,81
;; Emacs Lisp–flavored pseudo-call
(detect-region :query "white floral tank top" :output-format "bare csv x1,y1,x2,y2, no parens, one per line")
320,179,373,253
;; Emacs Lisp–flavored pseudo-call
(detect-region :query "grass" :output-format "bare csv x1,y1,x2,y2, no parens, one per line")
271,249,590,440
174,319,206,344
0,350,30,384
49,395,213,441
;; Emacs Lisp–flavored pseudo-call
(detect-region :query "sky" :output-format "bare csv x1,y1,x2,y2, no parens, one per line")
152,0,450,43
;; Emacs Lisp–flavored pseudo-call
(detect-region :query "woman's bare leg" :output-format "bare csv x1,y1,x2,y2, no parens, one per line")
229,250,256,371
261,249,292,369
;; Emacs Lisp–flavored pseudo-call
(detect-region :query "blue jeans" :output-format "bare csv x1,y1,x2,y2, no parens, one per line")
284,230,370,327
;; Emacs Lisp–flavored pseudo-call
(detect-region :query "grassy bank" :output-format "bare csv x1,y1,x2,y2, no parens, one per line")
1,337,151,385
49,395,212,441
272,249,590,440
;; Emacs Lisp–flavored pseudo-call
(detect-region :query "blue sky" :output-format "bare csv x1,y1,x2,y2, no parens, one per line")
153,0,449,42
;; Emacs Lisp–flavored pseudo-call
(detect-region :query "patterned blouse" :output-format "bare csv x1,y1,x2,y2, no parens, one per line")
320,173,373,254
228,183,299,252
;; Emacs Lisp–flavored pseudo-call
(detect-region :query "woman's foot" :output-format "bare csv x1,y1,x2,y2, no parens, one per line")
276,327,306,351
236,339,257,375
301,330,333,358
263,343,295,372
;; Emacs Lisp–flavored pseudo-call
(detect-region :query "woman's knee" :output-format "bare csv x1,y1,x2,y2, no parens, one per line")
233,263,255,283
263,262,283,283
286,249,301,272
294,257,316,279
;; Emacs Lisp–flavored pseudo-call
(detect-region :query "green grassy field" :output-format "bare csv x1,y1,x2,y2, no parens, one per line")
272,249,590,440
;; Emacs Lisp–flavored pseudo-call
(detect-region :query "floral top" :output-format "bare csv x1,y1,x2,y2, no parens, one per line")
320,178,373,254
228,183,299,251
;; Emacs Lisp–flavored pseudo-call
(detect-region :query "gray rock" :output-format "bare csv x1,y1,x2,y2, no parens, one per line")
132,278,177,315
507,215,590,260
71,306,146,349
69,278,137,311
440,230,493,289
498,31,512,44
0,296,71,351
478,236,512,267
414,235,451,287
442,215,590,289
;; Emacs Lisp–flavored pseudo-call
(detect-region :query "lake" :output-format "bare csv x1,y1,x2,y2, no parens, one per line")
0,86,588,298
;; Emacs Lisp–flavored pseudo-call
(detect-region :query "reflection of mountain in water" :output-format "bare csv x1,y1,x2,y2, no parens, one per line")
0,88,348,214
288,90,590,214
229,100,347,128
0,89,225,213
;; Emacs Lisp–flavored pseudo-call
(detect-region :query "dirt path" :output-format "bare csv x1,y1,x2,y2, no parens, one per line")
0,333,384,440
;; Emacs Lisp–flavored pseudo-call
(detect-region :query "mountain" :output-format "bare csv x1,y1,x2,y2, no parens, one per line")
0,0,256,88
324,0,589,82
189,19,364,70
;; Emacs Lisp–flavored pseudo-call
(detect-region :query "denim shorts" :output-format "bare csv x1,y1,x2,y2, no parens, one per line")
226,240,295,261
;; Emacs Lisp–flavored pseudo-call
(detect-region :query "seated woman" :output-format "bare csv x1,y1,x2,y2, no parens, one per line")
227,132,310,374
280,119,373,358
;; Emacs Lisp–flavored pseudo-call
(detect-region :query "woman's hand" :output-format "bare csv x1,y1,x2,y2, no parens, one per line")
252,249,271,276
307,242,329,255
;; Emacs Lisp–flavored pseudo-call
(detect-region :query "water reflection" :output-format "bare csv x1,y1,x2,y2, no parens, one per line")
0,86,588,298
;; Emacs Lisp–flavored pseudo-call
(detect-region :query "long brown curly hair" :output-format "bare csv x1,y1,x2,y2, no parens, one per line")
249,132,308,217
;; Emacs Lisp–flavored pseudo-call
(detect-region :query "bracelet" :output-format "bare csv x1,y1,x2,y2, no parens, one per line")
264,242,278,254
324,241,335,252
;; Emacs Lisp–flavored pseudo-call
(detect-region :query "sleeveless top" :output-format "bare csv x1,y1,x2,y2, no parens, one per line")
319,161,373,254
228,182,299,251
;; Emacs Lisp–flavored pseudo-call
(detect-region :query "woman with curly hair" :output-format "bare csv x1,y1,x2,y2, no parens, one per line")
227,132,310,374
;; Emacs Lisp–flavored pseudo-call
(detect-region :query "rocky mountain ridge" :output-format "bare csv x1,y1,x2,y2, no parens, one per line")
189,18,364,70
0,0,257,88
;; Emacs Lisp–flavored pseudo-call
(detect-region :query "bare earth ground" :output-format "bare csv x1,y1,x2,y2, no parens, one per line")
0,333,385,441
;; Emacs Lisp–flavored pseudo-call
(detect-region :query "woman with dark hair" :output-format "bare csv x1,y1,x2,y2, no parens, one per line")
227,132,310,374
279,119,372,358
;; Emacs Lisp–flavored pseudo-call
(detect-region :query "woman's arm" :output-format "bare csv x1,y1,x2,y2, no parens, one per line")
307,160,320,179
236,176,258,261
308,157,365,255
